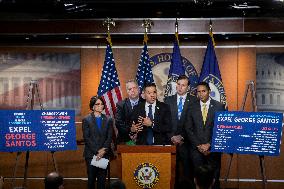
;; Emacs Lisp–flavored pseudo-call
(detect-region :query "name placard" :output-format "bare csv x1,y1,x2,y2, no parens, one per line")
211,111,283,156
0,110,77,152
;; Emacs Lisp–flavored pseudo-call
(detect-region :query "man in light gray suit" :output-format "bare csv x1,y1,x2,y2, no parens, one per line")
164,75,197,188
185,82,225,189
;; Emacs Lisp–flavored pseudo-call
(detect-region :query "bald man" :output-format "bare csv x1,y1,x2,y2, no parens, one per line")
44,172,64,189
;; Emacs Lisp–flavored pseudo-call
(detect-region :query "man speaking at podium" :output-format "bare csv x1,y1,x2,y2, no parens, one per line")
185,82,225,189
130,83,172,145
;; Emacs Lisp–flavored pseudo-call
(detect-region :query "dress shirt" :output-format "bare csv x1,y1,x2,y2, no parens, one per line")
200,98,211,113
145,101,156,120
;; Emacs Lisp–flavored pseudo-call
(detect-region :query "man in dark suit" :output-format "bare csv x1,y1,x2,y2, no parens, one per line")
185,82,225,189
164,75,197,188
115,79,141,144
130,83,172,145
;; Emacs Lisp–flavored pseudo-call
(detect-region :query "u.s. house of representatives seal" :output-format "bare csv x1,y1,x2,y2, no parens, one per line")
133,162,159,189
150,53,199,101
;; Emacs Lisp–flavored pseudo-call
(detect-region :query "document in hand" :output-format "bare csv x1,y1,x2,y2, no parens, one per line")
91,155,109,169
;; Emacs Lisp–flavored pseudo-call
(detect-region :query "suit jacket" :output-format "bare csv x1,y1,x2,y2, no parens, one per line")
131,100,172,145
82,113,113,159
164,93,198,139
115,98,143,143
185,99,225,149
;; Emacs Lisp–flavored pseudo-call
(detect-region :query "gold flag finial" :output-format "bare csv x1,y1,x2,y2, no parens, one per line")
175,18,179,34
209,19,215,47
142,19,153,44
175,18,180,45
103,18,115,46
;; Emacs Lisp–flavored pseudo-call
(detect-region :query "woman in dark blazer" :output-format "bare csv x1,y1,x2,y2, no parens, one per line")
82,96,113,189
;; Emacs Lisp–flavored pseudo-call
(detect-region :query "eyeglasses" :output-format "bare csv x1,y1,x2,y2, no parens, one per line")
95,103,104,106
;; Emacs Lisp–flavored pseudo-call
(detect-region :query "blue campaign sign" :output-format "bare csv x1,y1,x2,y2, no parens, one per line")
211,111,283,156
0,110,77,152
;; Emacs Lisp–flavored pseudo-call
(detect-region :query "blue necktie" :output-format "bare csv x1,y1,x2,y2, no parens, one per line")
178,97,183,120
147,104,153,145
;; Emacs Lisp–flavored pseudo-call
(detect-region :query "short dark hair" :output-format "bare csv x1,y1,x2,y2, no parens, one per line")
195,165,214,189
177,75,190,85
109,179,126,189
44,172,63,189
143,82,156,91
197,81,210,91
89,95,105,111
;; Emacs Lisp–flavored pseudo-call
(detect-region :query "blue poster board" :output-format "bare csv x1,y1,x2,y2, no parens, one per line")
211,111,283,156
0,110,77,152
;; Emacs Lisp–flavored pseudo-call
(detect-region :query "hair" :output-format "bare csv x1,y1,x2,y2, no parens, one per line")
195,165,214,189
177,75,190,85
142,82,156,91
109,179,126,189
89,95,105,111
197,81,211,91
125,79,138,89
44,172,64,189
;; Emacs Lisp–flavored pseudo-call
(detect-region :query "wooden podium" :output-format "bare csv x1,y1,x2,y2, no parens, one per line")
117,145,176,189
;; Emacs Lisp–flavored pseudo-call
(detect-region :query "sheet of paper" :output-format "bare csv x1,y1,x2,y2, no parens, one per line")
90,155,109,169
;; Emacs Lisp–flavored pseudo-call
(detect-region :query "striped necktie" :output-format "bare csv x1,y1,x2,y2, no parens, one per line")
177,97,183,120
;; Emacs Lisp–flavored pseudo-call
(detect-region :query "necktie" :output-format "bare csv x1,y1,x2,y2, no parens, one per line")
177,97,183,120
202,103,207,125
147,104,153,145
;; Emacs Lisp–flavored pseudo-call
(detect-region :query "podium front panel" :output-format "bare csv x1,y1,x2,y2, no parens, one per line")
122,153,171,189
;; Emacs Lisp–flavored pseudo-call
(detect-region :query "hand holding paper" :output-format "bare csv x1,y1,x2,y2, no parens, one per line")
91,155,109,169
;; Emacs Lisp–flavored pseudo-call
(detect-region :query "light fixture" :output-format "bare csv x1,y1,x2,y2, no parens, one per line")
193,0,213,6
231,2,260,9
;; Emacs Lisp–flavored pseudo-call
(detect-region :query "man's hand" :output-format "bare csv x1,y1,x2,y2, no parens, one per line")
197,143,211,156
138,116,152,127
130,121,143,132
202,143,211,151
96,148,106,160
171,135,184,145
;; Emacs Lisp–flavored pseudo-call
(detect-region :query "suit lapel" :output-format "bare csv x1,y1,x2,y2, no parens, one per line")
126,98,132,113
172,95,178,119
91,113,106,134
180,94,190,119
195,102,204,127
101,115,107,131
154,102,160,123
205,100,215,126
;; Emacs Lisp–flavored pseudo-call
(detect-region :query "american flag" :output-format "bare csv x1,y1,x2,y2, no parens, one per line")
98,41,123,117
136,34,154,92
